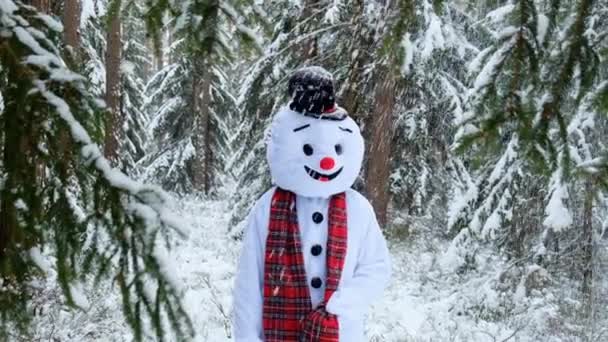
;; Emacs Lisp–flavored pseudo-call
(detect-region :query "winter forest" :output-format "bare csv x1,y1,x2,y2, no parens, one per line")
0,0,607,341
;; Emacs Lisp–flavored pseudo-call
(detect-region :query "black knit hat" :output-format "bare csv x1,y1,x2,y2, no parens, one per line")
288,66,347,120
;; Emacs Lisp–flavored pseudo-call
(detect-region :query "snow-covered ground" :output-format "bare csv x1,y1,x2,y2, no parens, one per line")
30,196,591,341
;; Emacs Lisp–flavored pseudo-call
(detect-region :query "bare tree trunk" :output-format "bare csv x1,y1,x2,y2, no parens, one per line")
63,0,80,51
104,6,122,163
191,65,213,194
364,73,396,227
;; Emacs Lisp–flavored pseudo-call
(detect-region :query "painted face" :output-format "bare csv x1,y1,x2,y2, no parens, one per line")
266,106,364,198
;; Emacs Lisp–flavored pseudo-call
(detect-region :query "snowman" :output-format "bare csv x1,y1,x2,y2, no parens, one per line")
233,66,391,342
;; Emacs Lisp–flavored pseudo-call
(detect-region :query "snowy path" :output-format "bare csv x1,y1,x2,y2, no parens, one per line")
33,197,534,341
171,198,436,342
157,198,520,341
172,198,239,341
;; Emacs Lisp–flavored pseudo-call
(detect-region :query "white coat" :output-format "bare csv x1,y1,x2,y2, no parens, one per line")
233,187,391,342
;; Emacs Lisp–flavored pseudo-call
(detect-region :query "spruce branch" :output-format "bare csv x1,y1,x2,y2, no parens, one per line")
0,2,194,340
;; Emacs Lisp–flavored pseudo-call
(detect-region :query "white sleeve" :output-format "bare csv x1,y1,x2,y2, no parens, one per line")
232,205,265,342
325,210,391,320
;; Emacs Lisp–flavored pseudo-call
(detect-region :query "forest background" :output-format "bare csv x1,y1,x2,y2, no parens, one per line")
0,0,607,341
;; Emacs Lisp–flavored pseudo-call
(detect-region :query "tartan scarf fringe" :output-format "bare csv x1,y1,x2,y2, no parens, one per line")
262,188,347,342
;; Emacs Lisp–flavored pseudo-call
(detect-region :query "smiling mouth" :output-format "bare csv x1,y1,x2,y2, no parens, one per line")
304,166,343,182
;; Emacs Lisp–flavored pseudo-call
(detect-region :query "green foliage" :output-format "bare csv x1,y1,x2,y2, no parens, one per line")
457,0,602,177
449,0,608,295
121,0,151,170
139,0,260,194
107,0,123,27
142,0,173,58
141,0,260,195
143,0,262,57
379,0,419,72
0,2,193,340
228,0,341,231
596,81,608,114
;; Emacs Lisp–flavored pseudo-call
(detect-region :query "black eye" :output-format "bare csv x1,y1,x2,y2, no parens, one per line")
335,144,343,155
303,144,314,156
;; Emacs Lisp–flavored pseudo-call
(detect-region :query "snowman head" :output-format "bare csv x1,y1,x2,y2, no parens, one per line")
266,67,364,198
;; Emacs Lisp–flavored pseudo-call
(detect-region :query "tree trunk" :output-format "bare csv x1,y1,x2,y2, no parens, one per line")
104,7,122,163
25,0,53,186
364,73,396,228
191,64,213,194
0,69,38,268
63,0,80,51
0,82,23,263
27,0,61,186
338,0,371,123
168,28,174,65
581,180,594,297
55,0,80,180
155,31,164,71
298,0,320,59
144,37,154,78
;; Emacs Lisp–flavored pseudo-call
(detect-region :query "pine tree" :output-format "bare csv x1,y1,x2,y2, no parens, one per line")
381,0,476,230
63,0,80,50
0,2,192,339
447,0,608,335
228,0,355,232
140,0,258,195
293,0,476,229
81,2,106,97
332,0,374,121
453,0,606,250
120,0,151,171
104,0,123,163
77,0,149,173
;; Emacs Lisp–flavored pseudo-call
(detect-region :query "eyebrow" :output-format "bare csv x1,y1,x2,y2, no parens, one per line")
293,124,311,132
339,127,353,133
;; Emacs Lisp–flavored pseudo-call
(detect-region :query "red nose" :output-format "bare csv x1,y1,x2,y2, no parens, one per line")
320,157,335,170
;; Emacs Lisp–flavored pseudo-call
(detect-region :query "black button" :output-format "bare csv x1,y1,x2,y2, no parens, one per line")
312,212,324,224
311,245,323,256
311,277,322,289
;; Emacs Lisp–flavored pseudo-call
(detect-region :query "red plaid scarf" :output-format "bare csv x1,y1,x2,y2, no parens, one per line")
263,188,347,342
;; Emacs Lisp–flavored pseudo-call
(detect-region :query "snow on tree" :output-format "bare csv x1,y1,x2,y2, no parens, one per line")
81,6,106,96
228,0,476,230
139,0,256,195
1,0,607,340
377,0,476,229
227,0,342,233
120,0,151,170
447,0,608,335
0,2,192,339
77,0,150,172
